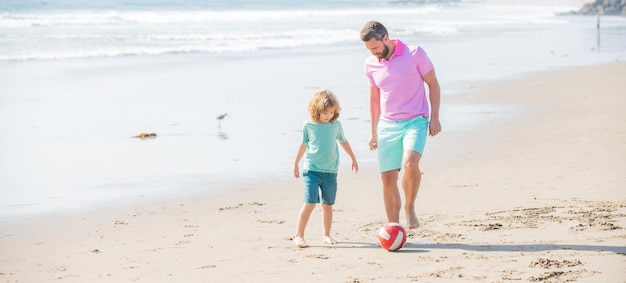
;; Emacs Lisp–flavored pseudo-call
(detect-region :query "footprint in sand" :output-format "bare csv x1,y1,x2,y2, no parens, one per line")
529,258,583,269
305,254,329,259
257,219,285,224
175,240,190,247
219,202,266,211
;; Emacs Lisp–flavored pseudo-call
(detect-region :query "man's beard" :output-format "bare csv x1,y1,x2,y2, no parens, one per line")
377,44,389,60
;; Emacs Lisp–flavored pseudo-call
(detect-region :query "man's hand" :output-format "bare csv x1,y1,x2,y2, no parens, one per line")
369,137,378,150
429,119,442,136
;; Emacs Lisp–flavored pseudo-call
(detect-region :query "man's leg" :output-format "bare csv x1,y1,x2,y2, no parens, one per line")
402,150,422,228
381,169,401,223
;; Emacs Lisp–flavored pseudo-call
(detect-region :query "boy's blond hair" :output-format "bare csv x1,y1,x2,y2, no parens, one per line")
308,90,341,123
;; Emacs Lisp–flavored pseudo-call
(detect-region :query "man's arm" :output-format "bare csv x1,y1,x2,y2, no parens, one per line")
423,69,441,136
369,86,381,150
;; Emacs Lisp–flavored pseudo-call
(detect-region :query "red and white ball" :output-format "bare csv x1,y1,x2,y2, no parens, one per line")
377,222,406,251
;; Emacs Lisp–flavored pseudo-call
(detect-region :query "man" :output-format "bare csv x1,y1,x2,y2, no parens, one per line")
360,21,441,229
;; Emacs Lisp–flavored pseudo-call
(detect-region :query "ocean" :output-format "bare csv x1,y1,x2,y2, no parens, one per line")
3,0,624,62
1,0,625,219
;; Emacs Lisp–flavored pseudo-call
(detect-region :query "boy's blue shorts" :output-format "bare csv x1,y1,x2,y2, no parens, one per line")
377,116,429,172
302,170,337,205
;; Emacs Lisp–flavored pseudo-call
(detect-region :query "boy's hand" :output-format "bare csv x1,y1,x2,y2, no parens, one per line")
293,166,300,178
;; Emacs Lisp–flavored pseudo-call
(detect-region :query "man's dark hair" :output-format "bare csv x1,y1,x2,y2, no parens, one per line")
360,21,388,42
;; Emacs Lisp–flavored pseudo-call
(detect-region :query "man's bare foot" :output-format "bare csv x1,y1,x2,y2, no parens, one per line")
323,235,338,245
293,236,308,248
406,210,420,229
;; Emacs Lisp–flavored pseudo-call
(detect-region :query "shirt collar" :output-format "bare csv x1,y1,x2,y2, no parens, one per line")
379,39,404,62
392,39,404,57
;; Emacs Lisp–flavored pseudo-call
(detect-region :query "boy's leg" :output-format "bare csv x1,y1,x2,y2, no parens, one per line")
321,204,338,244
294,203,316,248
320,173,338,244
295,170,322,248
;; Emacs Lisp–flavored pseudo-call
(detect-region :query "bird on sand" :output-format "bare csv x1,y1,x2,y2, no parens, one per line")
217,113,227,129
216,113,227,120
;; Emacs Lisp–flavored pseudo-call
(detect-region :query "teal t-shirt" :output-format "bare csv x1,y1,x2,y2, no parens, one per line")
301,120,347,173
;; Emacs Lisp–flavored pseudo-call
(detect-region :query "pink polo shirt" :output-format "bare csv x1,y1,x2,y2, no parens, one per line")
364,39,434,121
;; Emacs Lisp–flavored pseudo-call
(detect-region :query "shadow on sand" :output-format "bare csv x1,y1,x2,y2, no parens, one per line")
322,241,626,255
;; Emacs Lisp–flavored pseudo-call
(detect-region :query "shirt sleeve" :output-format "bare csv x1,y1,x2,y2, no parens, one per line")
301,122,309,144
415,46,434,76
335,122,346,143
364,57,378,87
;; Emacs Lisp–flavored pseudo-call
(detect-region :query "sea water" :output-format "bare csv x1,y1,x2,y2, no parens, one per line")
0,0,624,219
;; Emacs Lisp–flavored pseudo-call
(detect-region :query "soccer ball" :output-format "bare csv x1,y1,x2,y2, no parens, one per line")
377,222,406,251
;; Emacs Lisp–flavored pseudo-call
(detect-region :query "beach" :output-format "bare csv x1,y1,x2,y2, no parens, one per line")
1,0,626,281
3,0,626,217
1,61,625,282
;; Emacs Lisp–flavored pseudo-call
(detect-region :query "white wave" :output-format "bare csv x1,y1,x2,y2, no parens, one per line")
0,7,436,27
0,2,581,61
0,28,360,61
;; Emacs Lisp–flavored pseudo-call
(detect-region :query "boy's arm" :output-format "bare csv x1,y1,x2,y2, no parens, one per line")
293,143,306,178
339,140,359,173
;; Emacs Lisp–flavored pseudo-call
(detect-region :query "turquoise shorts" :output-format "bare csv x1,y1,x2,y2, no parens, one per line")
302,170,338,205
377,116,429,172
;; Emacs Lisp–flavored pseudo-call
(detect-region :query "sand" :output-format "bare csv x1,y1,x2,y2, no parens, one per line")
1,61,625,282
